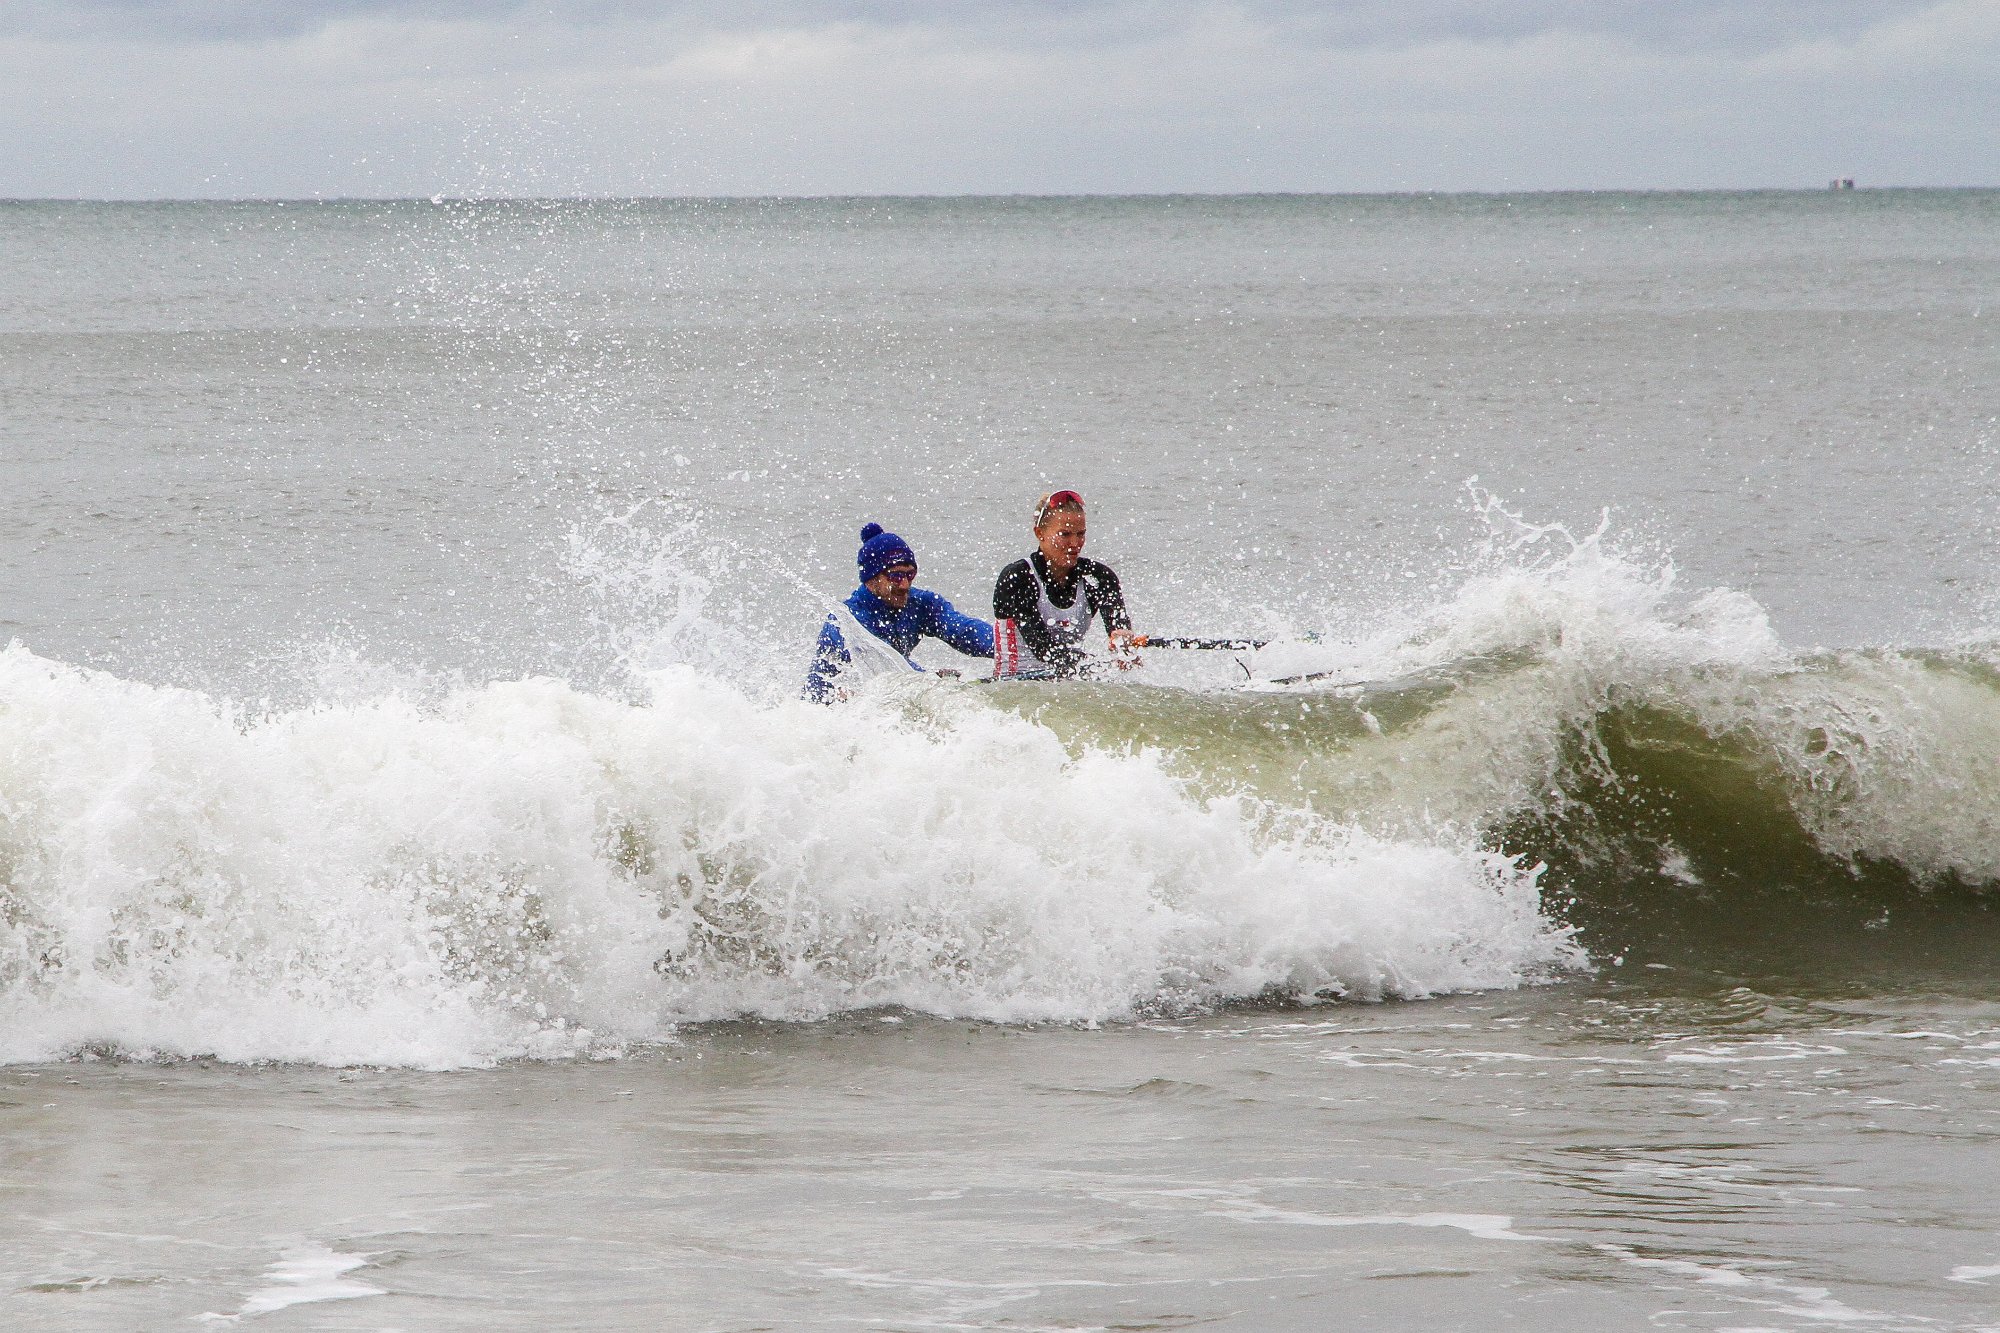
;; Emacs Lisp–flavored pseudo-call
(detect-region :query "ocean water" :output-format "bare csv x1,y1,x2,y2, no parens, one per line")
2,191,1999,1329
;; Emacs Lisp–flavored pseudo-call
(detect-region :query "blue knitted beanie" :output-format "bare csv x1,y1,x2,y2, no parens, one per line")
857,523,916,581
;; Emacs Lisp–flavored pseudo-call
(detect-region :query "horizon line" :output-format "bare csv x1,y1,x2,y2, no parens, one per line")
3,184,1995,206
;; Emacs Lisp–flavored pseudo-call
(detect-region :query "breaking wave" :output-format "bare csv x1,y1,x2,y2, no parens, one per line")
6,499,1997,1068
0,646,1569,1068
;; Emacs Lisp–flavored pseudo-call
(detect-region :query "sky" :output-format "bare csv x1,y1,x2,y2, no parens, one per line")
3,0,1996,198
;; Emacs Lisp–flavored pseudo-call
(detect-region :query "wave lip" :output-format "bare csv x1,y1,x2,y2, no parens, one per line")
1227,510,2000,939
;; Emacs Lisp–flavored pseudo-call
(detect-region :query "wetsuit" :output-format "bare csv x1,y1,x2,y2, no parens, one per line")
991,553,1130,677
804,585,994,703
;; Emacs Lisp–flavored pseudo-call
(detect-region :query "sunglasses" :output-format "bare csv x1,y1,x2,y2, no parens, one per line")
879,567,917,584
1036,489,1085,526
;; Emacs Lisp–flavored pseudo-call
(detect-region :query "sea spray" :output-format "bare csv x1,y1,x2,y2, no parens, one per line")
562,500,830,698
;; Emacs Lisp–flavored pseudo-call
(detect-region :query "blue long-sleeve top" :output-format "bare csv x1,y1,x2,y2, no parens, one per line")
804,585,994,702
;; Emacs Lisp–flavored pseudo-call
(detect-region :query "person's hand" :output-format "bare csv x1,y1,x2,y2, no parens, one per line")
1108,628,1143,669
934,668,961,680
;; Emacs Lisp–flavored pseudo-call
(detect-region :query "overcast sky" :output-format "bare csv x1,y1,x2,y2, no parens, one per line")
3,0,1995,198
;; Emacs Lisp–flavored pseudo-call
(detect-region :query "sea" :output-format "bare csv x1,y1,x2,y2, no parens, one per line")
2,190,1998,1330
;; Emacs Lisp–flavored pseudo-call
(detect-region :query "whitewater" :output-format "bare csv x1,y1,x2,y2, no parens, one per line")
0,634,1573,1066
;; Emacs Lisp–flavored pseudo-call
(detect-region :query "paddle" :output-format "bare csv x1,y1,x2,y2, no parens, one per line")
1260,668,1364,686
1138,636,1268,651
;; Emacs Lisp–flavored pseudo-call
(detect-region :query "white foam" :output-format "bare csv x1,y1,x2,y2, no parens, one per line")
1661,1040,1848,1065
0,645,1581,1068
197,1244,382,1322
1220,1203,1543,1242
1595,1244,1903,1325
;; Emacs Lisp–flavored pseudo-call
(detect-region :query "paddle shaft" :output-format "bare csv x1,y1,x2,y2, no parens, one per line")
1141,636,1268,651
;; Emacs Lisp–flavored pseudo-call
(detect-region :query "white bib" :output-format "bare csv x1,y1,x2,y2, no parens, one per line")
1011,563,1098,673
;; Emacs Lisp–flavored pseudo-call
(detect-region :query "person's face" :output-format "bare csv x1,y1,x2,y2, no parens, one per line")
866,564,917,610
1035,511,1086,575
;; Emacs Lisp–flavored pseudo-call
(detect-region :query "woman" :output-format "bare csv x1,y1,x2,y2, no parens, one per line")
991,490,1139,678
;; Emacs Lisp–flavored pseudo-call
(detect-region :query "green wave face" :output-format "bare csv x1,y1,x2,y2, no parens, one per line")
976,644,2000,985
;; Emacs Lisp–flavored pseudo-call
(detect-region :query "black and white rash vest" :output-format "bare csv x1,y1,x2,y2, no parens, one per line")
991,553,1130,677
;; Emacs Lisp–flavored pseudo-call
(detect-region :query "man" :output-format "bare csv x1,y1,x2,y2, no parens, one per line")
991,489,1139,678
804,523,994,702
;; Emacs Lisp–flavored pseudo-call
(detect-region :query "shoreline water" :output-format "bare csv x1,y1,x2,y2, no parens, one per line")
11,974,2000,1330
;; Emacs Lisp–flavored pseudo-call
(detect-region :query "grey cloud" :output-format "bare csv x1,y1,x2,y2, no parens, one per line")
5,0,1989,197
1,0,508,41
1248,1,1946,54
4,0,1950,54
